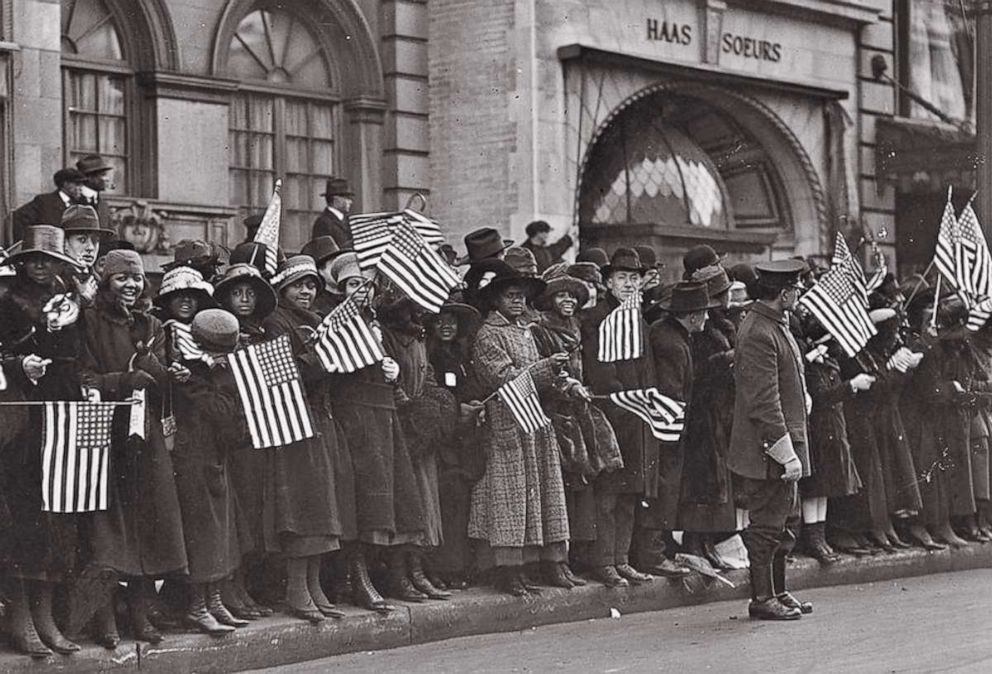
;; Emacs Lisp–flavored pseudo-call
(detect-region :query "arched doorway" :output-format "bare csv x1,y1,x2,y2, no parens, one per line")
577,83,828,272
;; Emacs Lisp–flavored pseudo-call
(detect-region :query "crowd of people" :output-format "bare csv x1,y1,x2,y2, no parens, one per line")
0,158,988,658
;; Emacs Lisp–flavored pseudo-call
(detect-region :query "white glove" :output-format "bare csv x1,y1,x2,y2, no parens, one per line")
381,357,400,382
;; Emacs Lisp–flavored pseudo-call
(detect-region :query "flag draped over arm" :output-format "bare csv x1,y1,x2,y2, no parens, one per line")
497,369,551,433
226,334,315,449
798,232,876,358
41,401,116,513
597,292,643,362
252,179,282,277
608,388,685,443
313,292,385,373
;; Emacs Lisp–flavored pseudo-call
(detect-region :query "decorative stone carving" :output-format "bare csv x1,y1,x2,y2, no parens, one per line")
111,200,173,254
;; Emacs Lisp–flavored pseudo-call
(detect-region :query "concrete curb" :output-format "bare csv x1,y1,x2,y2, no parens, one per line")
4,545,990,672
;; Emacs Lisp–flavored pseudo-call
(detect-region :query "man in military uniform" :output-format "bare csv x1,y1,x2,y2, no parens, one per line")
728,259,813,620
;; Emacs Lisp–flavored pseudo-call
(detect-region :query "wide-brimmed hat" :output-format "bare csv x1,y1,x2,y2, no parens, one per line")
5,225,82,268
191,309,240,354
566,262,603,287
683,245,723,277
541,275,589,309
475,260,546,305
155,266,215,308
504,246,538,276
691,264,732,298
320,177,354,198
457,228,514,265
214,263,277,319
76,154,114,175
576,247,609,268
301,236,345,266
426,301,481,336
162,239,219,272
601,247,645,277
327,251,376,292
658,281,720,313
61,204,115,237
273,255,324,292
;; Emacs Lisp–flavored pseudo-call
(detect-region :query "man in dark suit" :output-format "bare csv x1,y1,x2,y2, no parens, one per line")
310,177,354,248
647,282,718,574
9,168,85,243
520,220,573,274
75,154,115,229
729,258,812,621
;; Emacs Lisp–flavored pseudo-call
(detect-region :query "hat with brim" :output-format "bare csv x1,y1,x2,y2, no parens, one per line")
683,245,725,277
162,239,219,272
154,266,216,309
576,247,610,268
301,236,346,266
456,228,514,266
61,204,115,237
602,247,646,278
328,251,375,293
5,225,83,269
426,302,481,336
76,154,114,175
566,262,603,287
504,246,538,276
691,264,733,298
540,275,589,310
214,263,278,319
273,255,324,292
658,281,721,313
755,259,808,289
476,260,546,306
320,177,354,198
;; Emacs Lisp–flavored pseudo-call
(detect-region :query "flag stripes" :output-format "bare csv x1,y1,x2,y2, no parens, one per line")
933,189,992,331
253,180,282,277
608,388,685,443
349,209,445,272
934,190,958,286
497,370,551,434
227,335,315,449
314,293,385,373
41,401,114,513
598,292,643,362
165,320,213,365
376,221,459,313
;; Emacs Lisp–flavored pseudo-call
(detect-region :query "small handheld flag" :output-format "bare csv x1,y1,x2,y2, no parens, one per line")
598,292,643,362
608,388,685,443
377,221,459,313
252,179,282,277
497,370,551,433
314,292,385,373
41,401,116,513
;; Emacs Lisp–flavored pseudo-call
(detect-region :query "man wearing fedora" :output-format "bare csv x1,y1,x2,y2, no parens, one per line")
311,177,354,248
729,259,813,621
75,154,115,229
646,281,719,575
61,204,115,306
456,228,514,267
10,168,87,244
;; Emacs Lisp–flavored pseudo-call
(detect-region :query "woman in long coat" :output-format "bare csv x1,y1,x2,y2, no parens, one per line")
468,262,571,596
0,225,86,656
172,309,249,635
323,252,424,611
80,250,189,647
261,256,351,623
213,263,279,617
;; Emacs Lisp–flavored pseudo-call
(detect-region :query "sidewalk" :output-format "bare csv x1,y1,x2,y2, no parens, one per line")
4,544,990,673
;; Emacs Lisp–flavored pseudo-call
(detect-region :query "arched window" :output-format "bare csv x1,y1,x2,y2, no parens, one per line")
225,6,337,252
61,0,130,194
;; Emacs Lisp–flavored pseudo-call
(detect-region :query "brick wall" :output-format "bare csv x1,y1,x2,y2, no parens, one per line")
429,0,517,249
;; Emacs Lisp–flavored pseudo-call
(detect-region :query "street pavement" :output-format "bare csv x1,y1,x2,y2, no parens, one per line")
251,569,992,674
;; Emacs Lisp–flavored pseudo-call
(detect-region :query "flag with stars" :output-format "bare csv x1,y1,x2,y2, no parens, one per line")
933,189,992,331
227,334,315,449
377,220,459,313
41,401,116,513
252,179,282,277
314,292,385,373
349,209,446,272
497,370,551,434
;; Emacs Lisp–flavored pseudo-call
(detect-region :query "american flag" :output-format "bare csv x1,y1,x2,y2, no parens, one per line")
497,369,551,434
252,179,282,277
598,292,643,362
934,188,959,286
41,401,115,513
933,190,992,330
377,221,459,313
349,209,445,272
314,292,385,373
799,233,876,358
165,320,213,366
227,334,315,449
608,388,685,443
865,245,888,293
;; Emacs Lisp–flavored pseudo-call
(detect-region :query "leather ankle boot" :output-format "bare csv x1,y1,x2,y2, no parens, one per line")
496,566,528,596
615,563,653,584
542,560,574,588
350,549,394,613
185,584,235,636
207,583,250,627
385,551,427,603
409,553,452,599
285,558,324,623
806,523,840,564
31,582,79,654
589,565,628,588
126,581,163,644
91,599,120,649
772,554,812,614
561,563,587,586
7,579,52,658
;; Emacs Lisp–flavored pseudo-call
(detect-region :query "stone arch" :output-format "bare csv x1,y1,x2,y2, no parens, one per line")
104,0,179,71
577,81,829,255
210,0,385,100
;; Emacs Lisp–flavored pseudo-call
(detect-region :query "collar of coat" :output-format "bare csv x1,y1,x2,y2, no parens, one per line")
749,300,788,325
484,310,534,330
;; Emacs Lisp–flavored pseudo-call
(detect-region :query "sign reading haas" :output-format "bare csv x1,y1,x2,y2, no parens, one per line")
646,18,692,45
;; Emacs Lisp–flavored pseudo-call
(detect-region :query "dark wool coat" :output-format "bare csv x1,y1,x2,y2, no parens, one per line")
310,209,351,249
468,311,569,550
648,316,693,530
327,311,424,544
260,302,347,554
581,294,658,496
0,275,83,579
80,294,188,578
800,352,862,498
728,302,811,481
679,312,738,532
172,362,246,582
11,190,69,242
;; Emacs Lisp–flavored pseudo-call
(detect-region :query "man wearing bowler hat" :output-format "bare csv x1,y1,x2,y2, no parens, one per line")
75,154,115,229
647,282,719,573
10,168,86,244
311,177,355,248
729,259,813,621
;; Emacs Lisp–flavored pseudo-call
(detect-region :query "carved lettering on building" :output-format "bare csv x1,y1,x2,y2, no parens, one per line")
720,33,782,62
646,18,692,45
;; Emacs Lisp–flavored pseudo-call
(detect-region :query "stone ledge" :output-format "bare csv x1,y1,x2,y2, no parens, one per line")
2,544,989,672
